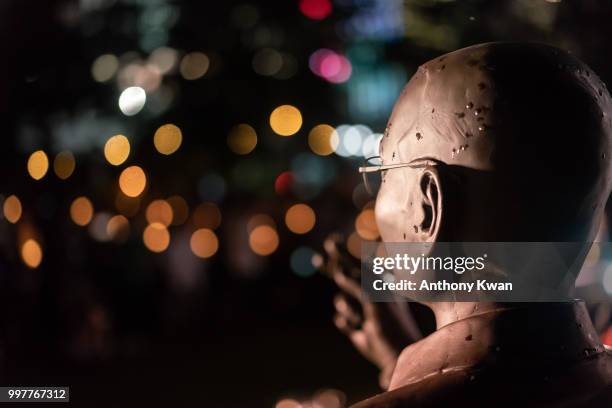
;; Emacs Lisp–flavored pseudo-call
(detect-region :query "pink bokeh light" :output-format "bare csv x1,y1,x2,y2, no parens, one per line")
309,49,352,84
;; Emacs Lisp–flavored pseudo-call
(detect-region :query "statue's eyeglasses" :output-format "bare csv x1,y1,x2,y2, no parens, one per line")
358,156,437,196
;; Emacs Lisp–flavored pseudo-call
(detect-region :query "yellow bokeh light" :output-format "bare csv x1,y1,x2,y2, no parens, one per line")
27,150,49,180
269,105,302,136
106,215,130,242
167,195,189,225
21,239,43,268
104,135,131,166
249,225,279,256
190,228,219,258
193,202,222,230
355,208,379,240
70,196,94,226
180,52,210,80
146,199,173,226
53,150,76,180
3,195,22,224
227,124,257,155
143,222,170,253
285,203,316,234
119,166,147,198
154,124,183,155
308,124,338,156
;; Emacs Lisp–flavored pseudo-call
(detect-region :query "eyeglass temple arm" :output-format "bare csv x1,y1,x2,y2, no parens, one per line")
359,165,384,173
358,161,436,173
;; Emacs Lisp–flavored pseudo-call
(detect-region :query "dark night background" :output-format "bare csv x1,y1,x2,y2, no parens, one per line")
1,0,612,407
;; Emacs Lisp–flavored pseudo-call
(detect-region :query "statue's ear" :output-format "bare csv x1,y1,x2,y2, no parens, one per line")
417,167,443,242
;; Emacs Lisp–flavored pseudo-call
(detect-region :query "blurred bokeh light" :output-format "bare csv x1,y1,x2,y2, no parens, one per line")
190,228,219,258
3,195,22,224
355,208,379,240
106,214,130,243
70,196,94,227
119,166,147,197
274,171,294,195
154,123,183,155
227,124,257,155
309,49,352,83
252,48,283,76
146,199,174,226
118,86,147,116
167,195,189,225
27,150,49,180
249,224,279,256
91,54,119,82
285,203,316,234
308,124,338,156
290,246,317,277
299,0,332,20
53,151,76,180
180,52,210,80
143,222,170,253
270,105,303,136
192,202,222,230
21,239,43,269
104,135,131,166
149,47,178,75
89,212,112,242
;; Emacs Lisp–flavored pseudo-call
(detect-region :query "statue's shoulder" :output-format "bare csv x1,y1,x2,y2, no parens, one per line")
350,354,612,408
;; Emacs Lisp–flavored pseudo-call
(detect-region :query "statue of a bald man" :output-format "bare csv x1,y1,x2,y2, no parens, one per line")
329,43,612,407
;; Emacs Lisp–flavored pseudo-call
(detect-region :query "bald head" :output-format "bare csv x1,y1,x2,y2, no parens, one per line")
377,42,612,243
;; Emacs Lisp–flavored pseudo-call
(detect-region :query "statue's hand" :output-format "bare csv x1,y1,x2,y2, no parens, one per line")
321,235,421,390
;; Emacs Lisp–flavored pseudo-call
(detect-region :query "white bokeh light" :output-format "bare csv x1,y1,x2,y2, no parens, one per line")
118,86,146,116
334,124,372,158
333,125,351,157
343,126,363,156
362,132,383,158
